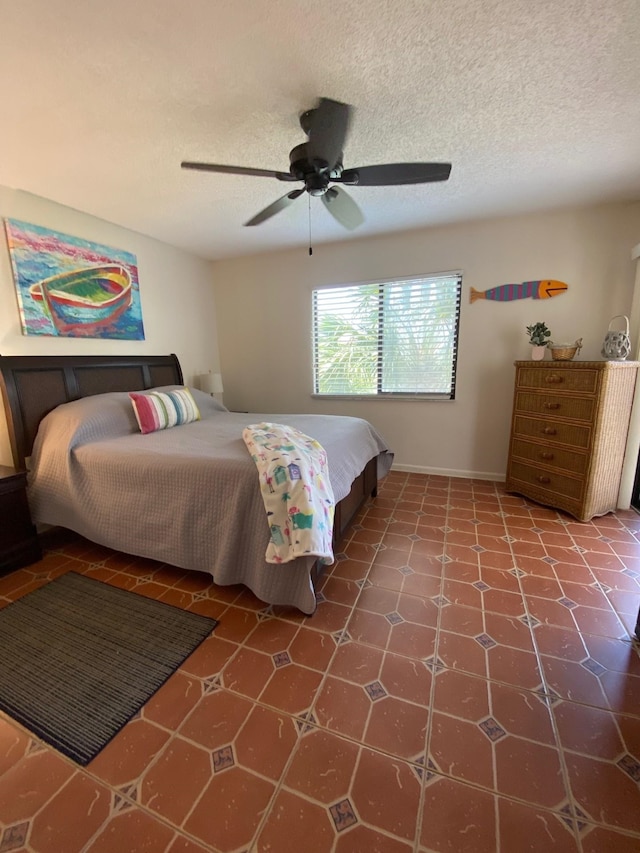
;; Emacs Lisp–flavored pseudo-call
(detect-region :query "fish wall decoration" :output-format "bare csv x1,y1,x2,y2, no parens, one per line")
469,280,568,303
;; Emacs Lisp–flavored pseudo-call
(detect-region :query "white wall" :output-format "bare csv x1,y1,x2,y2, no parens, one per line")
0,187,221,466
213,202,640,479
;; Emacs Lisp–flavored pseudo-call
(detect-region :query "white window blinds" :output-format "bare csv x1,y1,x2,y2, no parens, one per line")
312,273,462,399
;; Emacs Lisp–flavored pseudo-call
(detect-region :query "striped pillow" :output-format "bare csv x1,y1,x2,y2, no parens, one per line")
129,388,201,434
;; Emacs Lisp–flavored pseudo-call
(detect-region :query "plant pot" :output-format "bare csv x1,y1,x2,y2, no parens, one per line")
530,345,546,361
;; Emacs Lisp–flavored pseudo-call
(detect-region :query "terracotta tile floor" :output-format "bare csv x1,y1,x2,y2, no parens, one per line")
0,471,639,852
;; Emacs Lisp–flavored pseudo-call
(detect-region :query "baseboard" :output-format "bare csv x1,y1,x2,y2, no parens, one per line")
391,463,505,482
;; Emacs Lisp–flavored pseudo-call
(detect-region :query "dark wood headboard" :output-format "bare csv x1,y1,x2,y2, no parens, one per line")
0,353,183,470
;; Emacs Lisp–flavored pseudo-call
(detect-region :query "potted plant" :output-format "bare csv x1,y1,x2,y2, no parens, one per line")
526,322,551,360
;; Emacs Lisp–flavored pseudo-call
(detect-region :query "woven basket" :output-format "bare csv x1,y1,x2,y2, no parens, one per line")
549,338,582,361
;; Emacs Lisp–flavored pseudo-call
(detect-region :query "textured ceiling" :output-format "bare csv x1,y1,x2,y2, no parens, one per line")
1,0,639,260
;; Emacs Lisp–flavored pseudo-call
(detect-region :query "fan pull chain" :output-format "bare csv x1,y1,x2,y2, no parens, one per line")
308,194,313,256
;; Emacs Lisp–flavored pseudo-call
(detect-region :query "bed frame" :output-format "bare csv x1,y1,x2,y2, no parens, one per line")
0,354,182,469
0,352,376,552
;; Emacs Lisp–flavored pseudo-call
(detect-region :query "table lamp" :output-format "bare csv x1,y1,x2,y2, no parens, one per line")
199,371,224,403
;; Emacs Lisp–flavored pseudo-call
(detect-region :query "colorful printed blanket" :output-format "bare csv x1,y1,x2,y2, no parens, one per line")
242,422,335,565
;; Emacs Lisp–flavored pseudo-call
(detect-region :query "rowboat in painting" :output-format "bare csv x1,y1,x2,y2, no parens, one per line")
29,264,132,333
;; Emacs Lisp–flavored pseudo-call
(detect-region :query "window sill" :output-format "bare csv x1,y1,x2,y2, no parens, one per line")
310,394,454,402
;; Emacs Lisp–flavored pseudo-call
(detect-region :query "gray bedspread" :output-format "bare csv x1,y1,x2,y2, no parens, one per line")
27,389,393,614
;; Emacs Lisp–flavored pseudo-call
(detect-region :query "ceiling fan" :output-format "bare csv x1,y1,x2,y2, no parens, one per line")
181,97,451,230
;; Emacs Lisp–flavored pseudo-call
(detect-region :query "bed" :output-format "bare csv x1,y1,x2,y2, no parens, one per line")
0,353,393,614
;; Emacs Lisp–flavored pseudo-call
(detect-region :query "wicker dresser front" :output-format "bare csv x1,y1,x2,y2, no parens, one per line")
505,360,639,521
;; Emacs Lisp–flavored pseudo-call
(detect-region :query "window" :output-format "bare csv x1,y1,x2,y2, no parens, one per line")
312,272,462,399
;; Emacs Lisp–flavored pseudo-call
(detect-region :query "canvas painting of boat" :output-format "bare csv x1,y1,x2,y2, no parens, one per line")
4,219,145,339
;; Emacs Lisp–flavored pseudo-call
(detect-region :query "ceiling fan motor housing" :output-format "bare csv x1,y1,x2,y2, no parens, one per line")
289,142,336,194
288,142,310,178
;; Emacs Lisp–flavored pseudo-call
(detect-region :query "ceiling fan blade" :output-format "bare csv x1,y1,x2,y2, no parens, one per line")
307,98,351,173
338,162,452,186
244,189,305,226
321,187,364,230
181,162,298,182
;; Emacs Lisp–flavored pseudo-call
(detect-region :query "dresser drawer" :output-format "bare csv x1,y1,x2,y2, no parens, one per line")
510,438,589,476
508,460,584,501
512,415,592,450
516,367,599,394
514,391,596,423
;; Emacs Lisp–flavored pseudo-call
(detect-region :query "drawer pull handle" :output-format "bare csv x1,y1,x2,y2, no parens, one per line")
539,452,554,460
545,375,564,384
537,476,551,484
544,402,560,410
542,427,557,435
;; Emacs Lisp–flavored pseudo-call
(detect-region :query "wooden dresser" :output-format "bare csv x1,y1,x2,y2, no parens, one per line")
505,360,639,521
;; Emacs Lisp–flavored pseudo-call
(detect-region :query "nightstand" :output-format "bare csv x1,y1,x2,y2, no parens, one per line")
0,465,42,574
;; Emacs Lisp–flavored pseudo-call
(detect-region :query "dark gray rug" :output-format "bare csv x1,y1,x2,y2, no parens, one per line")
0,571,218,765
